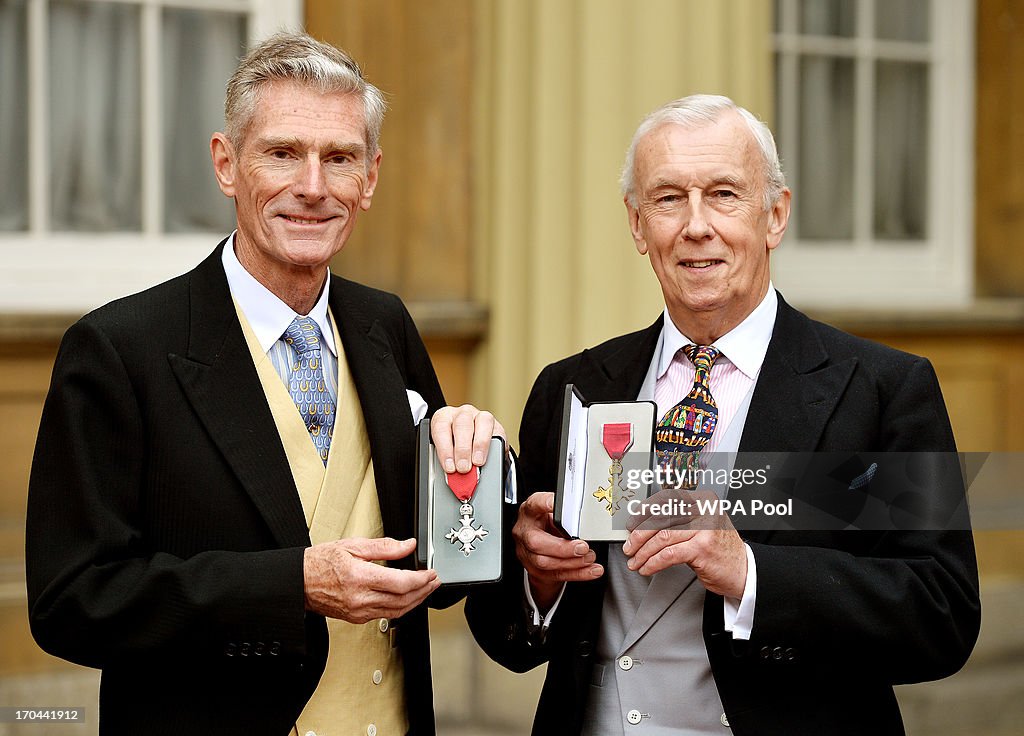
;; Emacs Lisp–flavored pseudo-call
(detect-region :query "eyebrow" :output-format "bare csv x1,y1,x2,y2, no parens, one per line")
258,136,368,157
648,174,748,191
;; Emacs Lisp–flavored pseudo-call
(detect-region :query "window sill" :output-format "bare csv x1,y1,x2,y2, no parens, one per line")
806,298,1024,335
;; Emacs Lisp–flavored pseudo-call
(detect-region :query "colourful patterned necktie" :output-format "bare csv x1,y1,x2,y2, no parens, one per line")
654,344,720,488
282,317,335,465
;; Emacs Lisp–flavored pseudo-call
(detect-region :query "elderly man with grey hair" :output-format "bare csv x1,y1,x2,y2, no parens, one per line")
466,94,979,735
27,32,501,736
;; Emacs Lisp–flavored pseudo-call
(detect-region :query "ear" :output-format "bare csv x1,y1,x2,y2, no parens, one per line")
625,196,648,255
210,133,237,198
359,148,383,211
766,188,792,251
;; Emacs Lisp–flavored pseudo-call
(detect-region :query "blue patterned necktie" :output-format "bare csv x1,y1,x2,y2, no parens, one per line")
282,317,335,465
654,344,720,488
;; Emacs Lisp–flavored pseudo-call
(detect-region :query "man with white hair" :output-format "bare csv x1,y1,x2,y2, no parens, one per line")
466,94,979,735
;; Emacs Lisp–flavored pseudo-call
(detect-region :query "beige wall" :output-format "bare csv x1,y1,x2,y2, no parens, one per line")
472,0,774,442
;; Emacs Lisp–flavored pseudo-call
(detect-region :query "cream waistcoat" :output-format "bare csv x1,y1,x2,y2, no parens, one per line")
234,302,408,736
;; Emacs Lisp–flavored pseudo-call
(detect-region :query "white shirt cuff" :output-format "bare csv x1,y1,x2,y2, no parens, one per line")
723,543,756,640
523,569,566,630
505,454,518,504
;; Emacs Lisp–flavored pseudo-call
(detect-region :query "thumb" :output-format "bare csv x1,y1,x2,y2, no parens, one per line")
526,491,555,516
344,536,417,562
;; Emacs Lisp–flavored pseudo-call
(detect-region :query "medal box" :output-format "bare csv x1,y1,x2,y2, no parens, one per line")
555,384,656,541
415,418,504,585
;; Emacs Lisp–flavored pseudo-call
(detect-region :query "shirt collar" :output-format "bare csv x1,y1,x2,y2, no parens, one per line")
657,285,778,381
220,232,337,356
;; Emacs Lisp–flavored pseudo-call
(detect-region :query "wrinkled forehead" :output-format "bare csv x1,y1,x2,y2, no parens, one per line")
634,114,763,185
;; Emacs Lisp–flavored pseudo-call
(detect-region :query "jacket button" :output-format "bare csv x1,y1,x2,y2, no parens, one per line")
626,709,643,725
240,642,251,657
721,712,730,727
379,619,390,633
759,646,770,659
618,655,633,671
224,643,237,657
577,640,593,658
785,647,798,661
771,646,784,661
270,641,281,657
254,641,265,657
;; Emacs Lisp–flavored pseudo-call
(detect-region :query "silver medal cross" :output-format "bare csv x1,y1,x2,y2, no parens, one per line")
446,503,488,556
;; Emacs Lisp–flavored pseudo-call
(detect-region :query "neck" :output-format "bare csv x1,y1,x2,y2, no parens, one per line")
234,243,328,315
266,271,327,315
667,308,744,346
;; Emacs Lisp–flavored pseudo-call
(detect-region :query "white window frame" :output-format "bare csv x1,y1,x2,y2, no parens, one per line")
0,0,302,314
771,0,974,309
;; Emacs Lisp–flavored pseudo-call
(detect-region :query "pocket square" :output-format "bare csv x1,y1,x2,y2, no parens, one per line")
848,462,878,491
407,389,428,424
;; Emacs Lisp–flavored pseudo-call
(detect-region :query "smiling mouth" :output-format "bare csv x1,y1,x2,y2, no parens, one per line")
280,214,335,225
681,259,723,269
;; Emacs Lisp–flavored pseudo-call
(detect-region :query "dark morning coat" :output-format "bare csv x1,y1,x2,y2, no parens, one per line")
26,242,447,735
466,293,980,736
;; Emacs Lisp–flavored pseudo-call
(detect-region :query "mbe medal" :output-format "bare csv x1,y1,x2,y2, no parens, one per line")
444,470,489,556
593,423,634,515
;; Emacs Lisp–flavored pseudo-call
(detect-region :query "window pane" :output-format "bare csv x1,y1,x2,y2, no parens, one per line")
874,61,928,240
798,56,855,241
163,9,246,233
0,0,29,231
800,0,856,37
876,0,930,42
49,0,141,231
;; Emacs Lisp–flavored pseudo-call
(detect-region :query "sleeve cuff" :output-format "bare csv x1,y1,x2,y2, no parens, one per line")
723,543,756,640
523,569,566,631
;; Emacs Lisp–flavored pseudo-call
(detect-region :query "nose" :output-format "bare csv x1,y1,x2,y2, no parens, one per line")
681,196,714,241
292,155,328,201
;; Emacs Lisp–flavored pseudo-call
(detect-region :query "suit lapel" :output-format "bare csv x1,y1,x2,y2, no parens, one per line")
735,295,857,542
578,317,663,403
168,243,310,548
739,295,857,453
329,279,416,542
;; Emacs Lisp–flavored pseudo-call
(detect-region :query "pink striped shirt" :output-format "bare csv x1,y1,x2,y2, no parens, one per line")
653,288,778,453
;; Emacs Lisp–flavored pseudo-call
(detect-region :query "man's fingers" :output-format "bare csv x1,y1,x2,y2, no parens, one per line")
624,528,694,572
529,563,604,583
521,548,597,572
451,404,478,473
431,404,503,474
344,536,417,562
359,560,438,595
429,407,457,473
519,525,589,560
348,576,442,623
521,491,555,518
471,410,497,467
622,528,659,556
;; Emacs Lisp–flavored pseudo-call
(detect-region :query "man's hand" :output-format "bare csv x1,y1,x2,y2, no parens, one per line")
514,492,604,610
430,404,507,474
622,489,746,598
303,537,441,623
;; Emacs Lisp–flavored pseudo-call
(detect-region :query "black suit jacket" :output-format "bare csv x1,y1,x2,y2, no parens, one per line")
466,293,980,735
26,243,447,735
